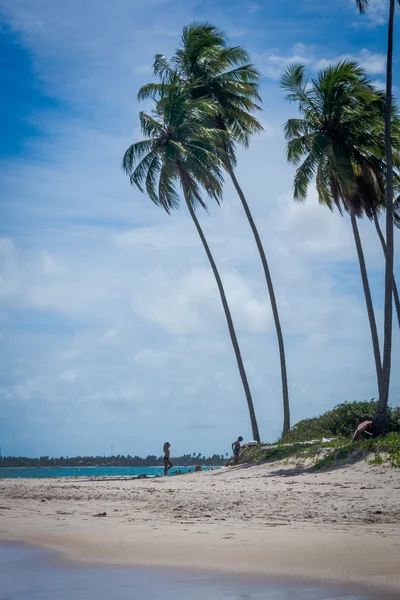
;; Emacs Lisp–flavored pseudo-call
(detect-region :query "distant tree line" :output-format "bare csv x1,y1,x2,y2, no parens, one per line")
0,453,228,468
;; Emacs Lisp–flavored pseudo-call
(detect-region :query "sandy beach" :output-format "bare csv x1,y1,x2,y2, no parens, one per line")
1,458,400,593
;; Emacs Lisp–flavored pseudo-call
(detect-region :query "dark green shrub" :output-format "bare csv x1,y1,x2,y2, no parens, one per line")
284,400,400,443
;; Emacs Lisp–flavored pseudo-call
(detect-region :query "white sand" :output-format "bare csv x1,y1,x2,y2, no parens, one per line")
1,458,400,592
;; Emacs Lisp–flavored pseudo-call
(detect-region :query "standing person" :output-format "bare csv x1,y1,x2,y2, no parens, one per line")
163,442,173,476
232,436,243,466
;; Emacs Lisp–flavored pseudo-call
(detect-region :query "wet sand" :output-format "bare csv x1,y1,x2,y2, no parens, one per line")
1,542,398,600
1,458,400,593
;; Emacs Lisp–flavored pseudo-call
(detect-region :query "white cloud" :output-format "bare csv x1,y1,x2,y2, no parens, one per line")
259,44,386,80
350,0,388,26
59,369,79,383
41,252,60,276
245,2,262,15
314,48,386,75
131,267,271,335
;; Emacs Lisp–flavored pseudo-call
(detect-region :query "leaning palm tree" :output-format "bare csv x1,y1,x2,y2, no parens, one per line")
356,0,399,433
122,86,261,442
139,23,291,439
281,61,394,403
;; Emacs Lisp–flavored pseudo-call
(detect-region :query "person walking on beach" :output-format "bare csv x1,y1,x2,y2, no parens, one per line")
163,442,173,476
232,436,243,466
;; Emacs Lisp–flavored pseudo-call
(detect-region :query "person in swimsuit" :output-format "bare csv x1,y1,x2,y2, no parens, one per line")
163,442,173,476
232,436,243,465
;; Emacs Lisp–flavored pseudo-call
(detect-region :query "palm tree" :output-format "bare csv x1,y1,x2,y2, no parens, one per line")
122,86,261,442
281,61,394,401
356,0,399,433
139,23,291,439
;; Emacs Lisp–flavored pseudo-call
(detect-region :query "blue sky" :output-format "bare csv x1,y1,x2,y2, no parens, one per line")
0,0,399,458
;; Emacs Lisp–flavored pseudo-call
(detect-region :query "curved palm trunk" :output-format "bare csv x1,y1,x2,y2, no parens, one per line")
350,210,383,397
373,213,400,329
375,0,395,435
180,180,261,443
227,164,290,439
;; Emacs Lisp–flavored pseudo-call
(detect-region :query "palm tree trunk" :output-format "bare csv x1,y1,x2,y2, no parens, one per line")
373,213,400,329
227,164,290,439
180,179,261,443
350,209,383,397
375,0,395,435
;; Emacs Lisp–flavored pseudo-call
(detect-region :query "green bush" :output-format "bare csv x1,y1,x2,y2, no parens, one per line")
314,432,400,470
284,400,400,443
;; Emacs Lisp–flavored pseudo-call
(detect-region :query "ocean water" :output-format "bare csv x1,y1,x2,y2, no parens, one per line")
0,542,396,600
0,465,218,479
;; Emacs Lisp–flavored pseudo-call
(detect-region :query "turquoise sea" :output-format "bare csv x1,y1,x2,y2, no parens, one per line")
0,465,218,479
1,542,397,600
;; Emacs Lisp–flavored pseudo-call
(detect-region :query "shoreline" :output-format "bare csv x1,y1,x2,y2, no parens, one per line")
2,511,400,593
2,540,397,600
1,461,400,594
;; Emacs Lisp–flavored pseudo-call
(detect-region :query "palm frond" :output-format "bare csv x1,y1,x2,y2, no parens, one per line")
293,153,317,201
128,150,159,192
394,196,400,228
153,54,173,80
144,154,162,204
216,46,252,69
316,161,335,211
158,165,180,213
286,134,313,165
281,64,311,108
122,139,158,174
139,111,165,138
282,59,396,219
284,118,314,141
181,22,227,52
138,82,170,101
355,0,369,13
329,144,357,196
124,74,226,215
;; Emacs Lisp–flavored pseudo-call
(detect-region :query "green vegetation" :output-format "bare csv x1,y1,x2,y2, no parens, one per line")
238,401,400,470
243,439,341,466
283,400,400,443
242,434,400,471
314,433,400,469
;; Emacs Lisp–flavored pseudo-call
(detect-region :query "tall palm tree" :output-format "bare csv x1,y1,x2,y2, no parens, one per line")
139,23,291,439
281,61,395,401
356,0,399,433
122,86,261,443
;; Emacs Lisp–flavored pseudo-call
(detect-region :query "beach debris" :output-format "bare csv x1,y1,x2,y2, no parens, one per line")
93,512,107,517
137,474,147,479
195,465,202,472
